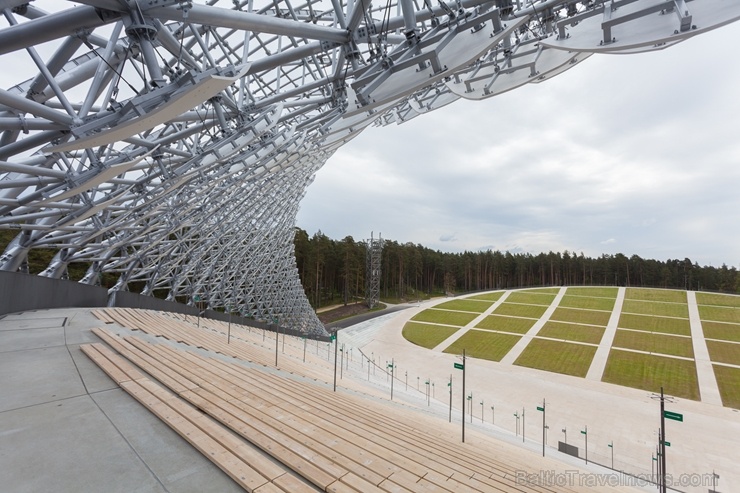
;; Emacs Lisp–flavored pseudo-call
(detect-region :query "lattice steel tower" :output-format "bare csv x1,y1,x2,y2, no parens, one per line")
0,0,736,335
365,232,383,309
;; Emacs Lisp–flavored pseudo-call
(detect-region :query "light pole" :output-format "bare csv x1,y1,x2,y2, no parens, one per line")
425,380,430,405
432,382,435,399
581,426,588,464
480,400,484,423
514,412,519,436
467,393,472,423
712,471,719,492
490,405,494,425
332,332,338,391
537,399,546,456
448,376,452,423
405,371,408,390
522,408,525,443
562,428,567,445
387,359,395,400
608,441,613,469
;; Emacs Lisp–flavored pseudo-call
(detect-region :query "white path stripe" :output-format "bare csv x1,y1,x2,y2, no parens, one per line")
431,291,511,352
498,287,567,365
585,287,625,381
687,291,723,405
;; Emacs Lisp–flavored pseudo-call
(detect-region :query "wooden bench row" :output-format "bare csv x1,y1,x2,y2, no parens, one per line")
80,342,317,493
88,326,588,493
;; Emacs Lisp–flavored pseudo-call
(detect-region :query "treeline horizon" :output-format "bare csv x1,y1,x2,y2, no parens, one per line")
294,228,740,308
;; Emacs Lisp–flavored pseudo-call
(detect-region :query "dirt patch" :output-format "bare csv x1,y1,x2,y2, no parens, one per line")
317,303,372,324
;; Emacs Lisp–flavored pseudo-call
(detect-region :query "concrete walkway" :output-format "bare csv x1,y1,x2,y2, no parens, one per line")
0,309,243,493
499,287,566,365
686,291,723,405
586,287,626,381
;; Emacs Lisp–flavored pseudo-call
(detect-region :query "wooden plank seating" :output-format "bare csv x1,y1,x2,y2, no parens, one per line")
80,343,317,493
86,311,636,493
87,327,608,493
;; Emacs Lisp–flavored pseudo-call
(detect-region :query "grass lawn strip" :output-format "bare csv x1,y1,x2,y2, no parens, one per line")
558,295,616,311
505,292,556,305
466,291,504,302
493,302,548,318
475,315,536,334
402,322,460,349
513,339,596,378
537,321,605,345
565,287,618,298
433,299,494,313
625,288,687,303
443,331,521,362
705,340,740,366
550,307,611,326
411,309,479,326
617,313,690,336
698,305,740,324
696,292,740,308
712,365,740,408
612,329,694,359
524,287,561,294
702,321,740,343
601,349,700,400
621,299,689,318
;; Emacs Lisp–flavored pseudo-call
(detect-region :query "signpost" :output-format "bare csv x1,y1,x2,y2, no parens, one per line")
537,400,546,457
332,332,338,392
448,375,452,423
455,350,466,443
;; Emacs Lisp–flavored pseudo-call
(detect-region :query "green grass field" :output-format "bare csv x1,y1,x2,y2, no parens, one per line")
612,330,694,358
621,299,689,318
565,287,618,298
698,305,740,324
617,313,691,336
492,303,548,318
475,315,536,334
513,339,597,377
537,321,605,345
705,340,740,366
411,309,479,326
713,365,740,409
467,291,504,302
550,307,611,326
433,299,493,313
702,321,740,342
625,288,687,303
442,330,521,362
401,322,459,349
505,292,556,305
696,292,740,308
558,295,616,311
601,349,700,400
526,287,561,294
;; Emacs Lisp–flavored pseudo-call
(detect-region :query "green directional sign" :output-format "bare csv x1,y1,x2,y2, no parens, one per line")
663,411,683,422
580,430,587,435
536,406,544,412
330,333,336,341
454,362,464,370
663,441,671,447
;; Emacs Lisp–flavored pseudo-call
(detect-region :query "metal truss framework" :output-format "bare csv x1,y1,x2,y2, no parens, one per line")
365,232,382,309
0,0,737,335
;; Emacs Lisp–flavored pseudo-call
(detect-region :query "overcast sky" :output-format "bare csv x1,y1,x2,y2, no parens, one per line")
297,21,740,268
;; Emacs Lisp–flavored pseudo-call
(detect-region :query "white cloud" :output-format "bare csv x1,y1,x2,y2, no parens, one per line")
297,22,740,267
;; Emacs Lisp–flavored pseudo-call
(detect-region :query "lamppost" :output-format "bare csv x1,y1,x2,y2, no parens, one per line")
432,382,435,399
608,441,614,469
562,428,567,445
405,371,408,390
425,380,430,405
514,412,519,436
447,376,452,423
467,393,472,423
490,405,494,425
581,426,588,464
537,399,546,456
712,471,720,492
387,360,395,400
417,376,419,390
480,400,484,423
